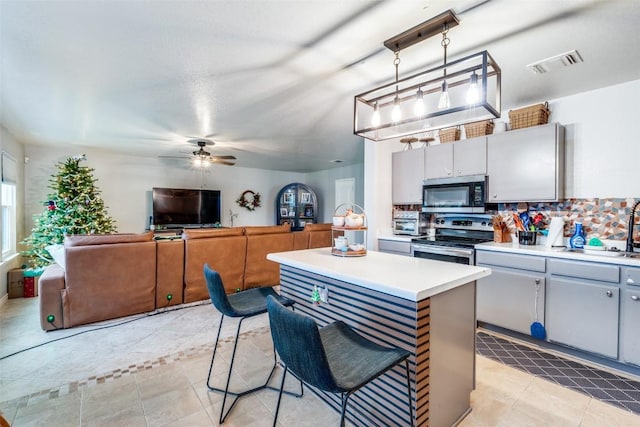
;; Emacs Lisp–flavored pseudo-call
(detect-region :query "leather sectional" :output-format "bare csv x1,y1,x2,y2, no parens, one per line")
38,223,334,331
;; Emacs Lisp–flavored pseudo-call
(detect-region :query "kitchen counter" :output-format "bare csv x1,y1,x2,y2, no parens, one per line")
268,248,491,426
268,248,490,301
476,242,640,267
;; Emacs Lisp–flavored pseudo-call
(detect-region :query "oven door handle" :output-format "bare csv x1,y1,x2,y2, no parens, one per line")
411,244,474,258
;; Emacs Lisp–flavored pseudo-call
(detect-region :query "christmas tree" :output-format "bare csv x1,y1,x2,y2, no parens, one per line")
21,155,117,267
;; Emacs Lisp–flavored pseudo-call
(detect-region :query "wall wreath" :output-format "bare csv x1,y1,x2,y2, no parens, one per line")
236,190,261,211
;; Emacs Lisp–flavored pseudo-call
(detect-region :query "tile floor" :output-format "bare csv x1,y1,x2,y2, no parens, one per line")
477,331,640,414
1,297,640,426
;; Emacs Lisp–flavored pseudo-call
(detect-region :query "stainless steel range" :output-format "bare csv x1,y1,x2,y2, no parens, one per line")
411,214,494,265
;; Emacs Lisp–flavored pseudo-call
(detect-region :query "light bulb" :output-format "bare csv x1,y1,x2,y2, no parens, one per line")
391,96,401,122
371,102,381,127
466,72,479,104
438,80,450,109
414,88,425,116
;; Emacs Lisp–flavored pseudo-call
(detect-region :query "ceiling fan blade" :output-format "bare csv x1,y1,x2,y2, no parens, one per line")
211,155,237,160
212,159,235,166
159,155,190,160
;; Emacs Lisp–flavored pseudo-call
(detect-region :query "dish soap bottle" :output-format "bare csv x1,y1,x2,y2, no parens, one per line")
569,222,586,248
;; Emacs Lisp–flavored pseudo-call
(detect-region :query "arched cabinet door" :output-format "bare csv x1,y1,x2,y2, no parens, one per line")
275,183,318,231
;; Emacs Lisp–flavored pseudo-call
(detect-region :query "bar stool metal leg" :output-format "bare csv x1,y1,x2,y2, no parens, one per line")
207,314,303,424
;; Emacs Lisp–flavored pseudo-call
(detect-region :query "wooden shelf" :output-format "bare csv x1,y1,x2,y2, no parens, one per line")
331,248,367,257
331,226,368,231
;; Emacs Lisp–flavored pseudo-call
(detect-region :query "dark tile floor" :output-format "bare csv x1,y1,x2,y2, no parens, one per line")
476,331,640,414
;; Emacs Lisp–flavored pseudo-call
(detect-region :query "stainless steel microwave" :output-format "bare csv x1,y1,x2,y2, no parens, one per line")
422,175,487,213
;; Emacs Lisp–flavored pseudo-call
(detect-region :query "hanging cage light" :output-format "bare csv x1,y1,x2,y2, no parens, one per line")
354,9,501,142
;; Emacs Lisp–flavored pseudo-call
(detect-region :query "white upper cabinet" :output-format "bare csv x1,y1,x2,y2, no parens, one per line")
453,137,487,177
424,136,487,180
392,148,425,204
487,123,565,203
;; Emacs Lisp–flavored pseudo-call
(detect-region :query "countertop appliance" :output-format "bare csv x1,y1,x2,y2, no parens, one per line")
393,210,427,236
411,214,494,264
422,174,486,214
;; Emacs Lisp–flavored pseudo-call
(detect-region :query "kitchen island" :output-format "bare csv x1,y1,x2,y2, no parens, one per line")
267,248,491,427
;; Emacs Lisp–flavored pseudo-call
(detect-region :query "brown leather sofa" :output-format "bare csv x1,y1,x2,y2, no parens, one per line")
38,223,334,330
39,232,157,331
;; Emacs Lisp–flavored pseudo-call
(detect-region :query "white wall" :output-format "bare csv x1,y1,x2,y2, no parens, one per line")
364,138,397,250
546,80,640,198
363,79,640,243
305,162,365,222
0,126,26,299
24,145,305,233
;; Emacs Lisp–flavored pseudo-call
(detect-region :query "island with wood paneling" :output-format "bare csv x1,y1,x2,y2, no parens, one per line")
267,248,491,427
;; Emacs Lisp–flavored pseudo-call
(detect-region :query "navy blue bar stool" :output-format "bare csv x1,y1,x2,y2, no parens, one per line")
204,264,302,423
266,295,414,427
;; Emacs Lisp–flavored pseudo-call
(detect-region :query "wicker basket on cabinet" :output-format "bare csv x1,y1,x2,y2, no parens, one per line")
438,127,460,143
509,102,550,130
464,120,494,138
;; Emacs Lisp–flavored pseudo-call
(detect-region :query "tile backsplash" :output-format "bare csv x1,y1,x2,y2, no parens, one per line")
497,197,640,241
392,197,640,242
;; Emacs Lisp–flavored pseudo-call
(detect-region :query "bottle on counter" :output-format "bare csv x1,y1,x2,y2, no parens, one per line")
569,222,586,248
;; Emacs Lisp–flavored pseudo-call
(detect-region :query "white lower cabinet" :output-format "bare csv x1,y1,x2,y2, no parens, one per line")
546,258,620,359
477,268,545,335
620,266,640,365
546,277,619,359
476,251,546,335
378,239,412,256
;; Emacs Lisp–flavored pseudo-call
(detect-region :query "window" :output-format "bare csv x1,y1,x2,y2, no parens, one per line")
2,183,16,258
1,152,17,259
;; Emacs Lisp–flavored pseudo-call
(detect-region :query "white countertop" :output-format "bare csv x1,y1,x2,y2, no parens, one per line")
476,242,640,267
268,248,491,301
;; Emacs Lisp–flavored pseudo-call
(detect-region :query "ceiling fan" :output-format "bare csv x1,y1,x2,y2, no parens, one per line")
190,139,236,166
162,138,237,166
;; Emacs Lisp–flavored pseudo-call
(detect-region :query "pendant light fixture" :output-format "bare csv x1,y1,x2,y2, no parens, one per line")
391,51,402,123
354,9,501,142
466,71,480,104
437,25,451,110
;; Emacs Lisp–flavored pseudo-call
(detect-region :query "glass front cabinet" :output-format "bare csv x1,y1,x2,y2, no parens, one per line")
276,183,318,231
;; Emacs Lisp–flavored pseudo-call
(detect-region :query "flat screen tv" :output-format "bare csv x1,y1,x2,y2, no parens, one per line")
152,188,221,228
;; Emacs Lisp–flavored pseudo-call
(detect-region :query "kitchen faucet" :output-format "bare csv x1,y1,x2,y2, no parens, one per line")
627,200,640,252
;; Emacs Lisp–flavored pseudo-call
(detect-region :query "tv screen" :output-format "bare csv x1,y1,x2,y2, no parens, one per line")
152,188,221,227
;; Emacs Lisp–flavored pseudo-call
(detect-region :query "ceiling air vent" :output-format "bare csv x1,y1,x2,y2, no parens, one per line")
527,49,583,74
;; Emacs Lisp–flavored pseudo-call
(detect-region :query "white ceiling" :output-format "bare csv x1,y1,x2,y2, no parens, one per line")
1,0,639,172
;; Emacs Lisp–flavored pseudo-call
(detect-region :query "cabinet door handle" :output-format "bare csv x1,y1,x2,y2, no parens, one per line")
493,194,498,199
631,295,640,301
606,290,613,298
628,277,636,285
535,278,541,285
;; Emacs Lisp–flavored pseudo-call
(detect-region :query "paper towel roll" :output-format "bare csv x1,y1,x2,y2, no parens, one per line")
546,217,565,247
